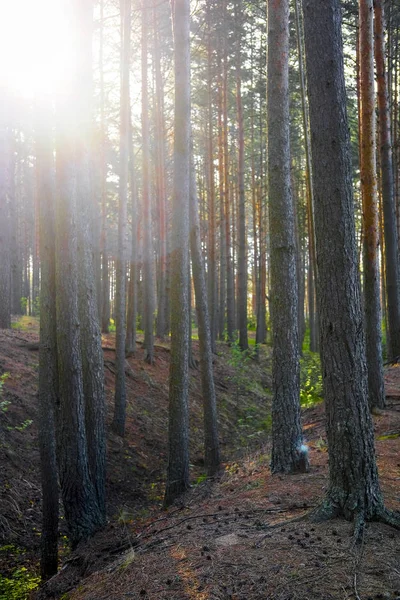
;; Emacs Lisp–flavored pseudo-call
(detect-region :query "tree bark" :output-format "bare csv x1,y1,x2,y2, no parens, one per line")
359,0,385,410
268,0,305,474
164,0,191,506
189,149,221,476
302,0,398,534
235,0,248,351
374,0,400,361
37,103,59,580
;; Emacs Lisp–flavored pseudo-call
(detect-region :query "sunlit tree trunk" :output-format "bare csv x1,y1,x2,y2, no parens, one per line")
302,0,399,535
112,0,130,436
374,0,400,361
76,0,107,517
359,0,385,410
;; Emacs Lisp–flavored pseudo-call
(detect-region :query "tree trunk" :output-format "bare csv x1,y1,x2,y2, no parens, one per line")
267,0,306,474
99,0,110,334
302,0,398,534
153,9,168,342
374,0,400,361
112,0,130,436
235,0,248,351
207,0,217,351
142,1,155,364
359,0,385,410
164,0,191,507
75,0,107,518
126,126,138,356
37,102,59,580
189,149,220,476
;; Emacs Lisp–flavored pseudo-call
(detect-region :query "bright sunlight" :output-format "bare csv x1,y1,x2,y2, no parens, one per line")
0,0,75,100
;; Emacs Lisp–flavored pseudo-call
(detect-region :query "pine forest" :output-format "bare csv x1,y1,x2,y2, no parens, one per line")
0,0,400,598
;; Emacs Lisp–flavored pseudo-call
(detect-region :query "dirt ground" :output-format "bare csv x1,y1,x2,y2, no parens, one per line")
0,319,399,599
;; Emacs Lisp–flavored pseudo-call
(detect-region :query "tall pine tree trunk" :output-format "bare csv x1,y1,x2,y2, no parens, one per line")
37,102,59,580
267,0,305,474
142,1,155,364
359,0,385,410
302,0,399,535
374,0,400,361
164,0,191,506
112,0,130,436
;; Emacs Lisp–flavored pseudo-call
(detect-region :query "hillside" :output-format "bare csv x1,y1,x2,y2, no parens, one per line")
0,318,399,599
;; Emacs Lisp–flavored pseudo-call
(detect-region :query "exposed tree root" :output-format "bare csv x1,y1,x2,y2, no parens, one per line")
307,498,400,544
376,506,400,529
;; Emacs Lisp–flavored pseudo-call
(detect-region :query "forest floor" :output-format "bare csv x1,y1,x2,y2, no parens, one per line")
0,317,399,599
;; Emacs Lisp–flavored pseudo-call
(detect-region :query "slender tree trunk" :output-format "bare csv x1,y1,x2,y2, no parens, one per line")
153,9,168,341
164,0,191,507
142,1,155,364
207,1,217,351
359,0,385,410
268,0,306,474
100,0,110,334
126,127,138,355
189,149,220,476
375,0,400,361
112,0,130,436
235,0,248,351
218,64,226,341
294,0,318,352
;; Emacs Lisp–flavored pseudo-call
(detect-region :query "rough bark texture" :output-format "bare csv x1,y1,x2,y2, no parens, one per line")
302,0,394,531
267,0,305,474
359,0,385,410
54,0,105,548
76,0,107,520
112,0,130,436
374,0,400,361
164,0,191,507
190,150,221,476
55,128,104,549
37,104,59,580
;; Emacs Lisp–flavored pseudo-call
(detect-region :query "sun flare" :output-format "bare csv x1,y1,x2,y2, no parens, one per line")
0,0,75,101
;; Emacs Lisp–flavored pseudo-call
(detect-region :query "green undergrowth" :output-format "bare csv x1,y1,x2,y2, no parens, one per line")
0,547,39,600
300,350,323,408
